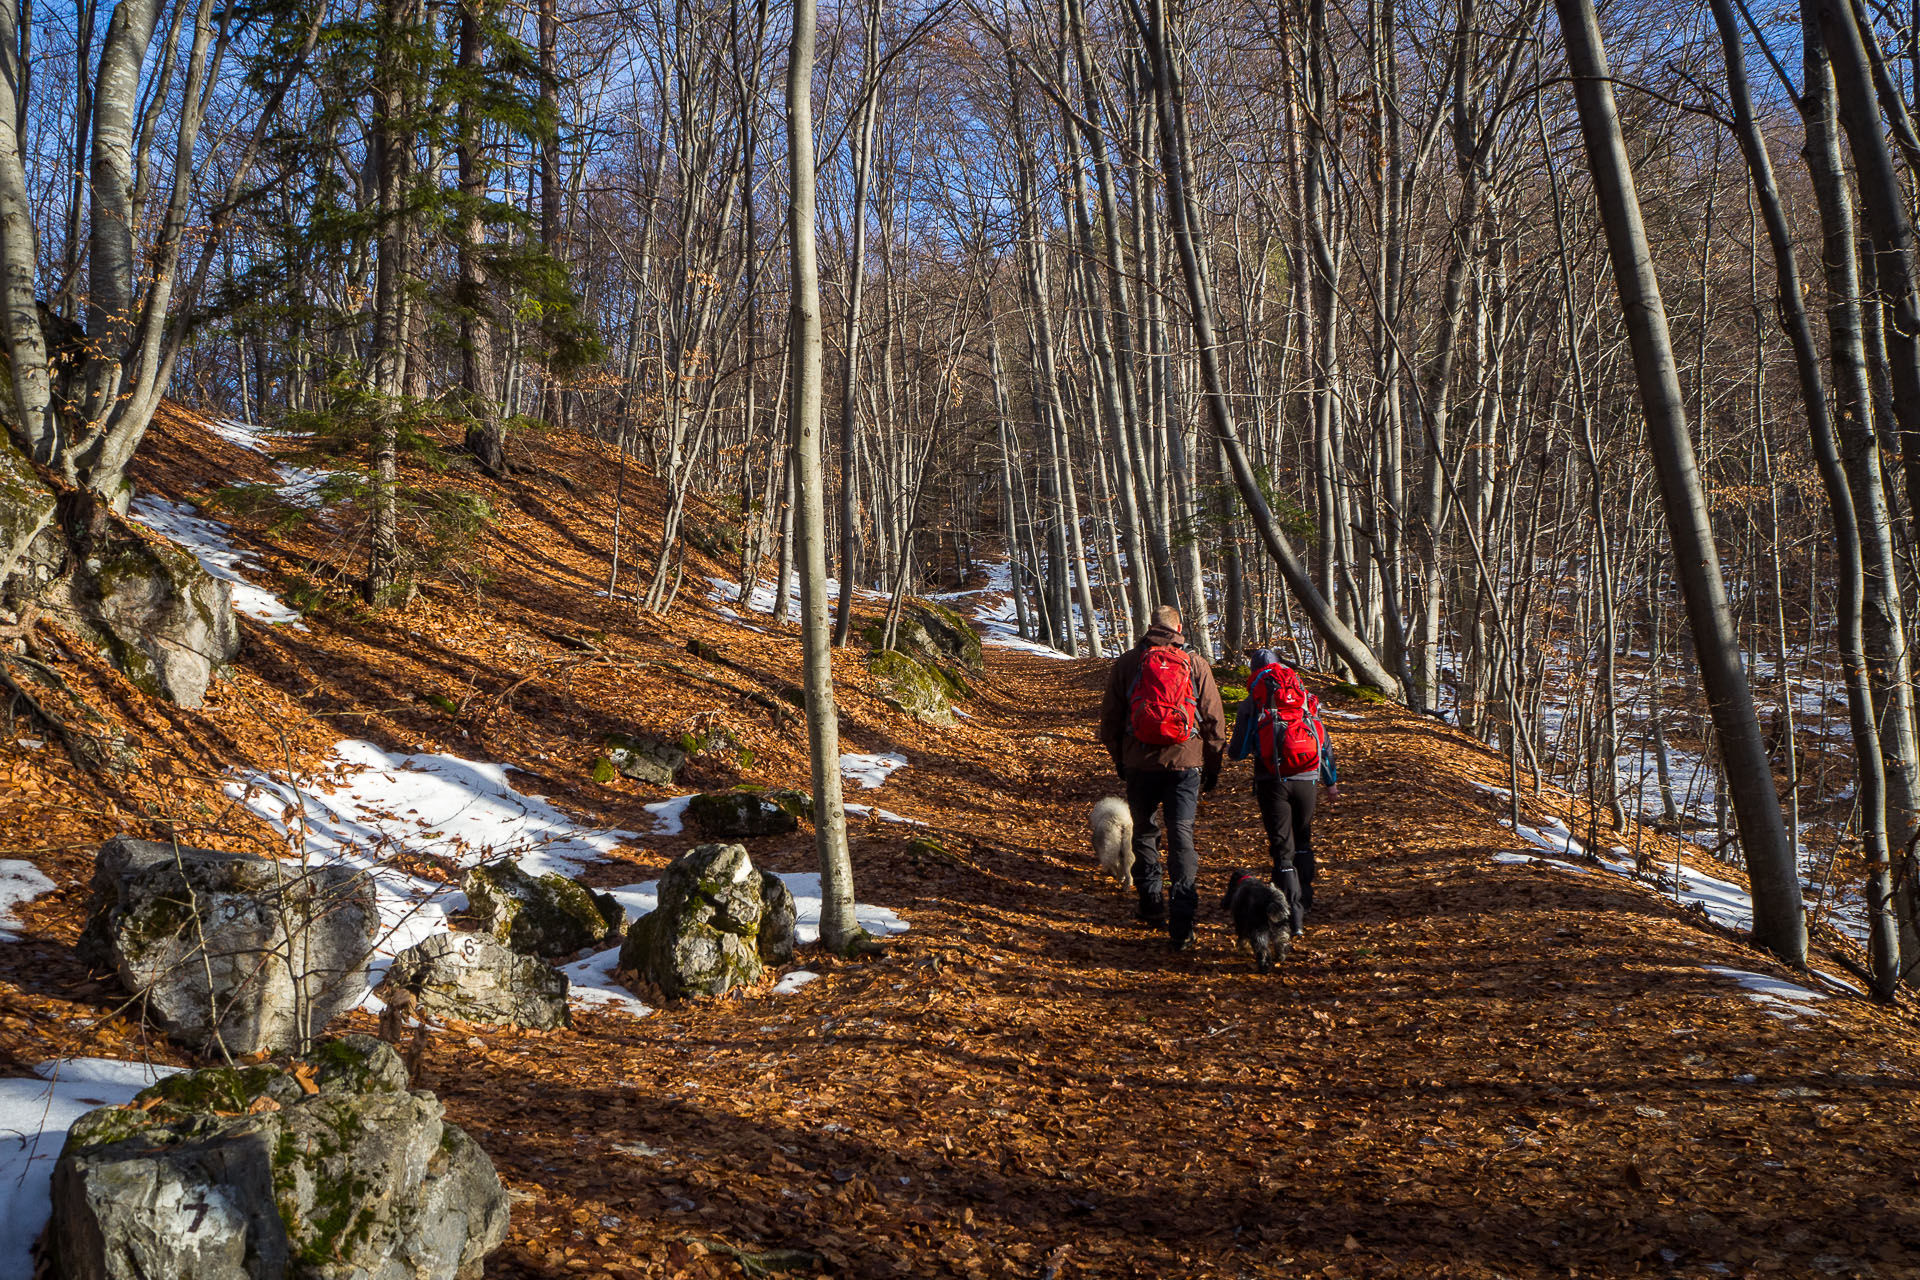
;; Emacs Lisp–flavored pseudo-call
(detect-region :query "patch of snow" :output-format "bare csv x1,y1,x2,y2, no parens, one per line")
713,605,768,634
840,752,907,790
15,739,42,751
558,946,653,1016
30,1058,180,1088
1485,785,1866,945
1812,968,1866,998
707,575,887,626
228,742,912,1020
1320,707,1363,721
208,418,334,507
0,860,54,941
932,562,1077,660
645,794,695,835
1703,964,1828,1021
844,803,924,826
0,1058,186,1276
226,741,640,1003
129,495,304,626
776,872,911,944
773,970,819,994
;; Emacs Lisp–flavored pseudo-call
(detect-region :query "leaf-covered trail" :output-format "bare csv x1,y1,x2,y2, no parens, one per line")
469,648,1920,1280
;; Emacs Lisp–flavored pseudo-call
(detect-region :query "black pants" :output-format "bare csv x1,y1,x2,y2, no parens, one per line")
1254,774,1317,907
1125,768,1201,923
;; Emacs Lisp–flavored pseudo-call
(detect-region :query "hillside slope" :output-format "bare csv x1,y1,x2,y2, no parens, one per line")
0,408,1915,1279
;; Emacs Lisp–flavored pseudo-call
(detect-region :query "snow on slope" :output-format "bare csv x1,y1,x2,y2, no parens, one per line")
228,741,909,1015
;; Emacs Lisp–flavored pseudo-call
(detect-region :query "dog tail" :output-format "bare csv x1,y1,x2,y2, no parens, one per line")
1267,893,1291,930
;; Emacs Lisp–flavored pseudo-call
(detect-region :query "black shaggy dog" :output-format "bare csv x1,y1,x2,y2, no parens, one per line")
1223,869,1293,973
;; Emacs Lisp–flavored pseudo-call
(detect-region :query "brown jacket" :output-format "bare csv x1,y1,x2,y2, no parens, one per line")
1099,626,1229,775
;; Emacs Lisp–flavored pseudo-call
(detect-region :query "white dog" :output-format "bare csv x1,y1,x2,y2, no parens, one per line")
1089,796,1135,889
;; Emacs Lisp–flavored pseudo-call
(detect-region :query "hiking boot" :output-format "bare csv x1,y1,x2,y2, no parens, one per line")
1275,867,1307,937
1167,912,1196,951
1135,890,1167,929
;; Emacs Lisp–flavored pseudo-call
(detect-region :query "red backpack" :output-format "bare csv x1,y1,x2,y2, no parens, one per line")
1128,646,1199,746
1252,664,1324,776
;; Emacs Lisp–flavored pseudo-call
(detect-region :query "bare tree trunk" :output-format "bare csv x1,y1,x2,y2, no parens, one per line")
1787,3,1904,994
1557,0,1805,966
1140,0,1400,694
0,0,55,470
832,0,884,647
787,0,861,952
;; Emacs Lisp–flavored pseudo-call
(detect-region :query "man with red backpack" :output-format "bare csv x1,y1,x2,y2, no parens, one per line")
1098,604,1228,950
1228,648,1339,936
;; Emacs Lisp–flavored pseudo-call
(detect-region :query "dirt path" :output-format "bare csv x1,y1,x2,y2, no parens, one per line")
457,647,1920,1280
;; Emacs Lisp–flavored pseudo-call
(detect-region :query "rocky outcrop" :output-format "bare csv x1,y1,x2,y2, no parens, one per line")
384,931,570,1030
618,844,797,999
869,649,961,726
756,872,797,966
41,492,241,707
600,733,686,785
78,837,376,1057
686,787,811,838
893,600,985,674
462,859,622,959
48,1035,508,1280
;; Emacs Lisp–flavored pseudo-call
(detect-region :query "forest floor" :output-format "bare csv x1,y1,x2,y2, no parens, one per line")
1,408,1918,1279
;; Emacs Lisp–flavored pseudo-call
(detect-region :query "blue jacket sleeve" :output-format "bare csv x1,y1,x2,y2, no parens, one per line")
1319,735,1338,787
1228,702,1254,761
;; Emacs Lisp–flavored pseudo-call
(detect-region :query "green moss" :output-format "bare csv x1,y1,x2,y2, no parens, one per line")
424,692,459,715
1219,684,1247,709
1327,681,1391,704
306,1037,398,1093
138,1064,280,1118
590,756,616,784
112,890,199,966
65,1104,160,1150
869,649,955,724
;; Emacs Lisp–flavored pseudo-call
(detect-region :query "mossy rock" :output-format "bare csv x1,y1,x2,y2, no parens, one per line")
757,871,797,965
1328,681,1391,705
50,1035,508,1279
45,494,242,708
79,837,377,1056
904,601,985,672
869,649,955,726
618,844,776,999
464,859,623,959
385,931,570,1030
603,732,686,785
686,787,811,838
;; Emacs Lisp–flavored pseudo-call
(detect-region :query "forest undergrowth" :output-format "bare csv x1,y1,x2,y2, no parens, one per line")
1,409,1916,1279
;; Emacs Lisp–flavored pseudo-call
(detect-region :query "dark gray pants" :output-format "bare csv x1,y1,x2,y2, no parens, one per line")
1254,774,1317,907
1125,768,1202,923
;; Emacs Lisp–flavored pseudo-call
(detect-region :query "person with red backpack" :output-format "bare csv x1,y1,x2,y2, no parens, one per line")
1098,604,1229,950
1228,648,1339,936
